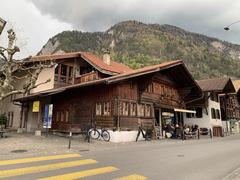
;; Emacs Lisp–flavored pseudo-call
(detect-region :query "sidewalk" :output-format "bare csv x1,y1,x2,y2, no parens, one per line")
0,132,238,159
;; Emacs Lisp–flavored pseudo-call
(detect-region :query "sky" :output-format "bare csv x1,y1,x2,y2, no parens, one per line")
0,0,240,58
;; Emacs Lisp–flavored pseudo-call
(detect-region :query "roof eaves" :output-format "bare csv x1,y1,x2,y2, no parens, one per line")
106,68,160,84
106,60,183,84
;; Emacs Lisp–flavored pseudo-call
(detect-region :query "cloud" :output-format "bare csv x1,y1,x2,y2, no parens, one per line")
0,0,72,58
29,0,240,44
1,0,240,58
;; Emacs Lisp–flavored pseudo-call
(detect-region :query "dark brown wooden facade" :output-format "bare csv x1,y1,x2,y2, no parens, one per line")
16,53,202,134
50,63,201,132
220,94,240,121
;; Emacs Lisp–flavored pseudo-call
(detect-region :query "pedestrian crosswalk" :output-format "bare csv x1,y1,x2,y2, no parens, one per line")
0,153,147,179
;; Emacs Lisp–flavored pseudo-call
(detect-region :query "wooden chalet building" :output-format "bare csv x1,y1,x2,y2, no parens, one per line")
16,52,202,142
219,80,240,133
185,78,235,137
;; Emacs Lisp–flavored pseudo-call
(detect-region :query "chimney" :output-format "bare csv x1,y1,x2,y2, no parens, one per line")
103,49,111,65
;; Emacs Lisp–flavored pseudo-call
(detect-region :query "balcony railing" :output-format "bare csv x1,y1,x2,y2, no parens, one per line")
75,72,98,84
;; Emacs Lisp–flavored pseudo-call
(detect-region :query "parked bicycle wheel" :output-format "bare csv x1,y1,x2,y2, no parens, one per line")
88,129,100,139
102,129,110,142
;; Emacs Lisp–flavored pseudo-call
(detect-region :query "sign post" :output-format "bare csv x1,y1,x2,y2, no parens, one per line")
32,101,42,136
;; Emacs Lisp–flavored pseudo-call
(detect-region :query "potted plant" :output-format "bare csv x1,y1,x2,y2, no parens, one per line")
0,114,7,130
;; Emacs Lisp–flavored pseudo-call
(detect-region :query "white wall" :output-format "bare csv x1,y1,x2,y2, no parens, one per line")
208,98,223,127
184,93,222,130
31,67,55,94
184,108,211,129
109,130,145,142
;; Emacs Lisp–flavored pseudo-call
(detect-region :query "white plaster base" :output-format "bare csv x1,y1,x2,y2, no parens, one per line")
108,130,145,143
17,128,23,133
35,130,41,136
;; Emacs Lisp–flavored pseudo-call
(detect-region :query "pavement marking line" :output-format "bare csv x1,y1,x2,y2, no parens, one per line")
0,154,81,166
38,166,118,180
113,174,147,180
0,159,97,178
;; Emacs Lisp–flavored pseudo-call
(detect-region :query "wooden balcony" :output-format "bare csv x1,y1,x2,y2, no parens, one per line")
75,71,98,84
54,74,73,88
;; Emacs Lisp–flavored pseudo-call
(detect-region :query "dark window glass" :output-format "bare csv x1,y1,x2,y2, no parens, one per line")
55,64,59,74
196,108,203,118
69,67,73,77
211,108,216,119
61,64,67,76
216,109,220,119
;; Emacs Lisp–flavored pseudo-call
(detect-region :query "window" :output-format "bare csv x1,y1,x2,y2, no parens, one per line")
210,93,219,102
129,81,134,89
7,112,14,127
55,64,59,75
216,109,220,119
55,63,74,83
56,112,60,122
61,64,67,76
96,103,102,116
61,112,65,122
145,105,151,117
161,85,164,95
65,111,69,122
211,108,216,119
146,83,154,93
137,104,145,117
196,108,203,118
130,103,137,116
186,113,194,118
122,102,129,116
69,67,73,78
186,107,202,118
103,102,111,116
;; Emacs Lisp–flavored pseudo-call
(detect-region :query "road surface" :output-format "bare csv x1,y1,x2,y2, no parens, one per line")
0,134,240,179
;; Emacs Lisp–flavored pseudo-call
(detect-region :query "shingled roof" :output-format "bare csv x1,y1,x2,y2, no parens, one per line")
106,60,183,83
16,60,199,102
30,52,132,75
197,77,235,93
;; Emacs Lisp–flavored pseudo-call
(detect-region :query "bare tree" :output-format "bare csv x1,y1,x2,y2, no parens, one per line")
0,29,52,101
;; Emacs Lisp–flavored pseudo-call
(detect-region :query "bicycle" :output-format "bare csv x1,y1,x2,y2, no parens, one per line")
88,127,110,142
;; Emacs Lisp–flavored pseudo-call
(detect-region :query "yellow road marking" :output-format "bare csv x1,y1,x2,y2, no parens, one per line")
38,166,118,180
114,174,147,180
0,159,96,178
0,154,81,166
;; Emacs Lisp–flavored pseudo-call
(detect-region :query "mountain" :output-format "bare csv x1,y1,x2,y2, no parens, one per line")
38,20,240,80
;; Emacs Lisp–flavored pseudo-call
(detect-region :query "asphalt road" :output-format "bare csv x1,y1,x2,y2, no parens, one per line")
84,135,240,180
1,134,240,179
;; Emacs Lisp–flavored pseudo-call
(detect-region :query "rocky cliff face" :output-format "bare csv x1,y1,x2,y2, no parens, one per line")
38,20,240,79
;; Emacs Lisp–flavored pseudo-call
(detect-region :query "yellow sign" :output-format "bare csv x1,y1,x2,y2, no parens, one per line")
32,101,40,112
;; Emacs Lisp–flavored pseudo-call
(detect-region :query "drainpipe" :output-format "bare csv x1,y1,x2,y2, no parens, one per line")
116,84,120,131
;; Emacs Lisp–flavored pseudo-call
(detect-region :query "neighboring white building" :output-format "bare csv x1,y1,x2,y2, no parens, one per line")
184,78,235,137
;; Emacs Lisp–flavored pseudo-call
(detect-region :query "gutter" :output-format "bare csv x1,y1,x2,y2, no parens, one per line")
106,68,160,84
185,91,204,104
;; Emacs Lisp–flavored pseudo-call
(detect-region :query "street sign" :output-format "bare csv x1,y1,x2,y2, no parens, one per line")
43,104,53,128
32,101,40,112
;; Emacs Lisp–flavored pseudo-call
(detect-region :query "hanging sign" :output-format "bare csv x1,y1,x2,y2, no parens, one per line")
32,101,40,112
